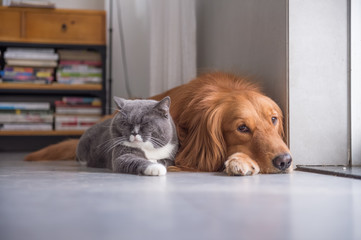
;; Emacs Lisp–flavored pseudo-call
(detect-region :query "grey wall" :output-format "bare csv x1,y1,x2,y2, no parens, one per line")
196,0,288,129
289,0,349,165
351,0,361,166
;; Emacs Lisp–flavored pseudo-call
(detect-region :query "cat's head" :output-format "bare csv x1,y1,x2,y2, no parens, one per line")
112,96,175,148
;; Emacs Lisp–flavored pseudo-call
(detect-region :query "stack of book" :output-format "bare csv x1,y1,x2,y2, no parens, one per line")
2,66,54,84
54,97,102,131
0,51,2,82
56,50,102,85
2,48,58,84
0,102,53,131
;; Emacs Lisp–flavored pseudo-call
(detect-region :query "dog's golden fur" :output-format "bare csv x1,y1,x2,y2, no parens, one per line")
25,72,292,175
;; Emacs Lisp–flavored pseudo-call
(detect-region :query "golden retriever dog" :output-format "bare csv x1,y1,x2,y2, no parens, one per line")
25,72,292,175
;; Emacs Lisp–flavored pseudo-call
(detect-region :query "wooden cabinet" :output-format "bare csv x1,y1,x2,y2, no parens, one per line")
0,9,22,41
0,7,107,151
0,7,105,45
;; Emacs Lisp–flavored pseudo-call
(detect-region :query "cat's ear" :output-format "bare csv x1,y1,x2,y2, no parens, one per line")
153,96,171,118
113,96,126,109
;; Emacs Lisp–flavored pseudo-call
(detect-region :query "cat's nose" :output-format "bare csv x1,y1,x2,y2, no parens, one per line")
130,134,142,142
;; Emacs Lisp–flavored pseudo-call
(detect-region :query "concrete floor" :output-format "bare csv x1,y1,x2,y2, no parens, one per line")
0,152,360,240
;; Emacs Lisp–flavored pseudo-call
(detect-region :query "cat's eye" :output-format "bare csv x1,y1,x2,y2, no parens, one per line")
272,117,278,125
238,125,250,133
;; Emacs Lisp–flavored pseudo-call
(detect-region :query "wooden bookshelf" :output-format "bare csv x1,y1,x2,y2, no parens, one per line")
0,7,107,151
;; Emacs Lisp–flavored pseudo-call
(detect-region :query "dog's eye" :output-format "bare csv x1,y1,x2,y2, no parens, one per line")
272,117,278,125
238,125,250,133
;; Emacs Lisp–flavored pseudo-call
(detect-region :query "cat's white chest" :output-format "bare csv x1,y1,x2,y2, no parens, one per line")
122,141,175,162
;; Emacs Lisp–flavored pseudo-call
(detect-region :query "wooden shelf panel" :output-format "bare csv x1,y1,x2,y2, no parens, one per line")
0,83,102,91
0,7,106,45
0,130,84,136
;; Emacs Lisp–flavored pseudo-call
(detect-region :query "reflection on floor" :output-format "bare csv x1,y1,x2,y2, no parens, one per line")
0,152,360,240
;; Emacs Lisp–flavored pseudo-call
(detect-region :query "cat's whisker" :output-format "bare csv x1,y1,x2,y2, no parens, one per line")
149,139,162,148
97,137,128,153
102,139,125,153
97,136,126,147
150,137,164,147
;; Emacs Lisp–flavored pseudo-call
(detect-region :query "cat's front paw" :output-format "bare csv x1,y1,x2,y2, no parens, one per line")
143,163,167,176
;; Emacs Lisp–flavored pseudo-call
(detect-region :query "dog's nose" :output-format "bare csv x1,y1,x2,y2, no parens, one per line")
272,153,292,171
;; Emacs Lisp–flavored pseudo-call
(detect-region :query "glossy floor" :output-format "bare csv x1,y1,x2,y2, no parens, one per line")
0,152,360,240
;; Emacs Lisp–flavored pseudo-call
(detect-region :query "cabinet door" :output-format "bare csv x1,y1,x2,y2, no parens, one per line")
0,10,22,41
24,12,105,45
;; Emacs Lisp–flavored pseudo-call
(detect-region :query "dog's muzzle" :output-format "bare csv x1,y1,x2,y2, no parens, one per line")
272,153,292,171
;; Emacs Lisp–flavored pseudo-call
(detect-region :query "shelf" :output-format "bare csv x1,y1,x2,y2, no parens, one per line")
0,130,85,136
0,83,102,91
0,9,108,151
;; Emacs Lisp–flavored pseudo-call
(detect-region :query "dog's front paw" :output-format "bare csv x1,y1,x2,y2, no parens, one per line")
144,163,167,176
224,153,260,176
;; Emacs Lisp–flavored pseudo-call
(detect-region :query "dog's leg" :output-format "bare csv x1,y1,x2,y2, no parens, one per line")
224,152,260,176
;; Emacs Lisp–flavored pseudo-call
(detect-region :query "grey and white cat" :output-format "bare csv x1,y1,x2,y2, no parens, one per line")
76,96,179,176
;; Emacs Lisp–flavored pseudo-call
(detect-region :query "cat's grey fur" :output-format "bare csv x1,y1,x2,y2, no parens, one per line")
76,96,178,176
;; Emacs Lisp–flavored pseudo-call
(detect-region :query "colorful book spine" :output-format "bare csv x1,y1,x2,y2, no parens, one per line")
3,66,54,83
0,113,53,123
61,97,101,106
0,102,50,110
56,50,102,85
0,123,53,131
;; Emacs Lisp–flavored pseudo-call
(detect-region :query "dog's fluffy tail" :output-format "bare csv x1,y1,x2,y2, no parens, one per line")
24,139,79,161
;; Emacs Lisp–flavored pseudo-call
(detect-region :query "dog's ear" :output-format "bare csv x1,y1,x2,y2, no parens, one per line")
176,106,227,172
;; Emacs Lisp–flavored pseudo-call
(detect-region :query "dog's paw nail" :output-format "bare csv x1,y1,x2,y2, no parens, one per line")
244,171,252,176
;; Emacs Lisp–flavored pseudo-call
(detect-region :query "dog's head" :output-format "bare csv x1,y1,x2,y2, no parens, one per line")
175,74,292,173
221,91,292,173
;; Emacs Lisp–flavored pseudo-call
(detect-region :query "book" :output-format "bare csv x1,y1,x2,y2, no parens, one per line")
0,102,50,110
58,50,101,61
55,106,102,115
56,50,102,85
0,109,53,114
61,97,101,106
0,113,53,123
59,60,102,67
6,48,55,53
55,99,102,115
6,59,58,67
4,48,59,61
56,78,102,85
1,79,50,84
0,123,53,131
8,1,55,9
3,66,54,84
55,115,101,130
